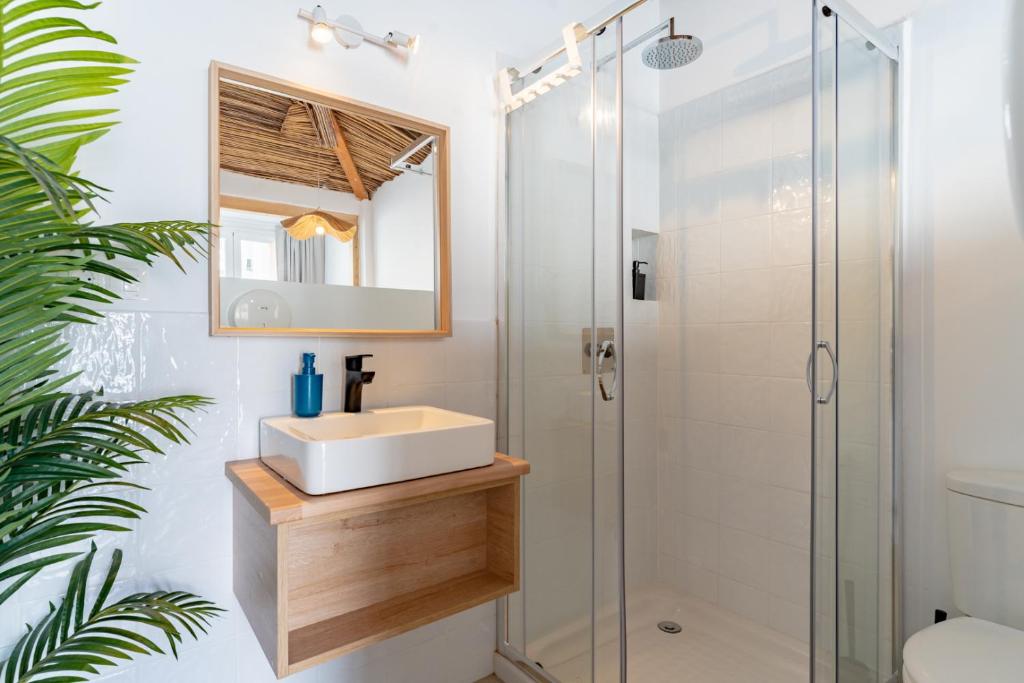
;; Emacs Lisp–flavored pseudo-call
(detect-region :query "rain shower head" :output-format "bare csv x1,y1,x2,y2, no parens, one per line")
642,18,703,70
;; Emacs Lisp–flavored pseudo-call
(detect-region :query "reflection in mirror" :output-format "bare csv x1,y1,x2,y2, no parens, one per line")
210,65,449,335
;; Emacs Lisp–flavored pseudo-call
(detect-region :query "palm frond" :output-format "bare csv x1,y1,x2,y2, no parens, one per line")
0,393,211,604
0,1,223,675
0,544,223,683
0,167,209,426
0,135,97,217
0,0,137,150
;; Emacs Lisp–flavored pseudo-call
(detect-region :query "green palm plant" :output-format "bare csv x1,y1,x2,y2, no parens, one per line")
0,0,224,679
3,545,222,682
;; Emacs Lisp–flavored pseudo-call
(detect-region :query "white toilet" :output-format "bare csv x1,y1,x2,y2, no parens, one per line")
902,469,1024,682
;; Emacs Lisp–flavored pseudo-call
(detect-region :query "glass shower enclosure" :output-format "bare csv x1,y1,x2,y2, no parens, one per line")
498,2,899,681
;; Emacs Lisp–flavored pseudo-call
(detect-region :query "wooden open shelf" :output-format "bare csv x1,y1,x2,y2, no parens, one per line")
227,454,529,678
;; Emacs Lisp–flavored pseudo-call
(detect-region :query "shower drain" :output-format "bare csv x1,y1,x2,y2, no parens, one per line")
657,621,682,634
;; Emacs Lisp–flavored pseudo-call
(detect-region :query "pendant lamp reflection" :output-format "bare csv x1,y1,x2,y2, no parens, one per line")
280,210,357,242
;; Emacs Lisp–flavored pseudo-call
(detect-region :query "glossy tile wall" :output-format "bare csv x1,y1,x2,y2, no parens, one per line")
0,316,497,683
654,59,815,643
621,31,665,602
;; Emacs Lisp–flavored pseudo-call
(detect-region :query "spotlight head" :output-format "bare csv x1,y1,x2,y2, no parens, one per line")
310,5,333,44
311,23,334,44
385,30,419,51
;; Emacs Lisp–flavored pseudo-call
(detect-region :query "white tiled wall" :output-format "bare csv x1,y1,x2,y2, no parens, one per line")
623,301,661,592
0,314,497,683
654,59,815,643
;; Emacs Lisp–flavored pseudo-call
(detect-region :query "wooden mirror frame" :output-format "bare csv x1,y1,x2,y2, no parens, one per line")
208,62,451,337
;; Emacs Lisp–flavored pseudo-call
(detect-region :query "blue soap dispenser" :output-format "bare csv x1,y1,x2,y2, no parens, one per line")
293,352,323,418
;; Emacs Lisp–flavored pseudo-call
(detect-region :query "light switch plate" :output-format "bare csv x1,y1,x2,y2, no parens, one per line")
72,270,107,289
118,265,146,300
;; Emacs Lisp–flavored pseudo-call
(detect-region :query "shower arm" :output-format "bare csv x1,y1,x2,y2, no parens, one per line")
594,17,673,69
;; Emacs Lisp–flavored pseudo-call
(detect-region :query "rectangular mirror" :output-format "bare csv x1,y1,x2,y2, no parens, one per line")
209,63,450,336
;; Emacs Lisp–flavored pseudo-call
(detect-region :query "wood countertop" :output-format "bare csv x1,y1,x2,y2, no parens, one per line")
226,453,530,525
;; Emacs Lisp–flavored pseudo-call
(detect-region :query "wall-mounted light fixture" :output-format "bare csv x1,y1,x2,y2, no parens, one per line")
298,5,419,53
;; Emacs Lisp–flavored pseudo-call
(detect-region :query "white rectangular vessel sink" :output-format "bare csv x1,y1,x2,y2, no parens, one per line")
259,406,495,495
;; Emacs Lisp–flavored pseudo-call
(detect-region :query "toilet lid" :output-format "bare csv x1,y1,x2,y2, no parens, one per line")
904,617,1024,683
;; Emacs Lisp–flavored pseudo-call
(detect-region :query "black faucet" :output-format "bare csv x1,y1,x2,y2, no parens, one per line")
344,354,375,413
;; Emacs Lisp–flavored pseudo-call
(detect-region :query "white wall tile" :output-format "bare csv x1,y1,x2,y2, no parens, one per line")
134,477,232,575
768,542,811,607
680,324,722,373
660,109,681,230
718,577,771,626
769,378,811,435
390,382,447,408
763,431,812,492
719,477,773,537
658,511,682,559
719,324,772,376
722,112,773,169
772,208,813,266
772,59,812,157
681,467,720,522
681,275,721,324
721,161,773,221
680,93,723,180
770,322,811,379
446,381,497,419
718,425,771,483
678,225,721,275
445,320,496,383
722,78,774,169
58,312,142,397
719,527,772,591
680,560,719,604
770,596,810,643
837,320,881,382
720,216,772,272
389,338,449,386
680,372,721,422
837,258,881,321
682,514,720,571
768,487,811,550
721,269,774,323
771,266,812,323
680,119,723,180
719,374,771,429
771,153,812,212
679,174,722,228
653,58,822,644
681,418,721,472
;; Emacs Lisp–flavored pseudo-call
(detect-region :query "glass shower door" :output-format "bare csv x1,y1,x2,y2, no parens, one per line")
503,27,626,682
592,19,626,683
813,4,897,682
834,14,896,682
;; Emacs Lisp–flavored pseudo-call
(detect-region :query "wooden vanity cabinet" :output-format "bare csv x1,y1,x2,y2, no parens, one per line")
226,454,528,678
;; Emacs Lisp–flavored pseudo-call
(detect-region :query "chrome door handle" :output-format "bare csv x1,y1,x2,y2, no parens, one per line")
596,339,617,401
805,340,838,405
